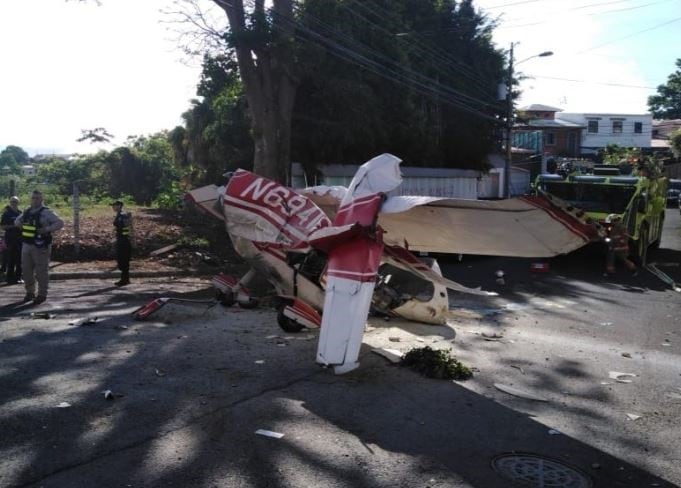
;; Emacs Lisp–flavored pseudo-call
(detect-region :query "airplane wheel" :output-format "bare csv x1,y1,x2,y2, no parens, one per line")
216,289,235,307
276,306,304,333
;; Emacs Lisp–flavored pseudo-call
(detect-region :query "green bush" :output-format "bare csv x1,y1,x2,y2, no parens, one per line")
401,346,473,380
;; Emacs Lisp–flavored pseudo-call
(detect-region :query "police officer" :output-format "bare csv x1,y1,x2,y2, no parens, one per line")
14,190,64,304
111,200,132,286
1,196,23,284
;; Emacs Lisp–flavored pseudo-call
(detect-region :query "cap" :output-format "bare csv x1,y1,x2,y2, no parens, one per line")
110,200,123,206
10,196,19,203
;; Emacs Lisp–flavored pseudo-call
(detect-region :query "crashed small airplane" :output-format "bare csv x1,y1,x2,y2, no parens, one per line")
170,153,602,374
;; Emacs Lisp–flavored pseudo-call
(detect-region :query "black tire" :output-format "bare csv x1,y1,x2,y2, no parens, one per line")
276,306,304,333
216,289,235,307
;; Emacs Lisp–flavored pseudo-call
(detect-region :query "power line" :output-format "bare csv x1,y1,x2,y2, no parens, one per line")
497,0,678,29
578,15,681,53
532,75,657,89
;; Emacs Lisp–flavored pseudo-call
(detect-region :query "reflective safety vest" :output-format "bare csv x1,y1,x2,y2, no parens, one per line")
21,207,51,247
610,229,629,253
114,212,131,238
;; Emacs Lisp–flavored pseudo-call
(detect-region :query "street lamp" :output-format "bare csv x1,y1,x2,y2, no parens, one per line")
504,45,553,198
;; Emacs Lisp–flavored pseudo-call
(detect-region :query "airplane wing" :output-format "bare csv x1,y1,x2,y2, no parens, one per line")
377,194,602,257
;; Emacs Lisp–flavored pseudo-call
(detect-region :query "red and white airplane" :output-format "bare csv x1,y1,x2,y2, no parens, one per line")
181,153,602,374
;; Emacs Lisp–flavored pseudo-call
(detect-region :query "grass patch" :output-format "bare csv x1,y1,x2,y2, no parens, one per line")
401,346,473,380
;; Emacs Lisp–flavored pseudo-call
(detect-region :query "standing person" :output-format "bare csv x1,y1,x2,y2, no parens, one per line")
1,196,23,284
15,190,64,304
111,200,132,286
604,214,638,277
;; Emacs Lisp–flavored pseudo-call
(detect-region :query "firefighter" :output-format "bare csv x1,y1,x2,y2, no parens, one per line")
111,200,132,286
1,196,23,284
604,214,637,277
14,190,64,304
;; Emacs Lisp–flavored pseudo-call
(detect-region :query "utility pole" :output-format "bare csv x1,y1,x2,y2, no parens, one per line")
504,42,515,199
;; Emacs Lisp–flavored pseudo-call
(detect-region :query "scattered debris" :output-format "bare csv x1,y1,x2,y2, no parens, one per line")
254,360,265,364
494,383,548,402
114,325,129,330
401,347,472,380
665,389,681,401
608,371,637,383
626,413,641,421
621,352,632,358
255,429,284,439
599,322,613,327
56,402,71,408
372,348,404,364
510,365,526,374
548,429,561,435
530,262,550,273
31,312,54,319
154,368,166,377
481,332,504,341
150,243,179,256
103,390,114,400
69,316,98,327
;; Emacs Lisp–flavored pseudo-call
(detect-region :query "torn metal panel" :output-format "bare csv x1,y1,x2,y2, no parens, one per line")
378,196,600,257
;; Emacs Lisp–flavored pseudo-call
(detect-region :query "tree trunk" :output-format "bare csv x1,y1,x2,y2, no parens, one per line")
217,0,297,184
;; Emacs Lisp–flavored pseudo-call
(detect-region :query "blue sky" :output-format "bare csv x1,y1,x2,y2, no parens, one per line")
0,0,679,155
477,0,680,112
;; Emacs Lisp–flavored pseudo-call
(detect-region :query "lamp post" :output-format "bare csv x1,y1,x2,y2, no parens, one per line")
504,45,553,198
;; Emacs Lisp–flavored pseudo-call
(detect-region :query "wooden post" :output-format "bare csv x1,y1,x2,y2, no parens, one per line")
73,182,80,257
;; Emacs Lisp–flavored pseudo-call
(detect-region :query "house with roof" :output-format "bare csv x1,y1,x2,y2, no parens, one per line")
515,104,653,158
515,104,583,158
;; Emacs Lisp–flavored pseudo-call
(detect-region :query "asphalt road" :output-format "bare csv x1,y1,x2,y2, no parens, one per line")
0,209,679,488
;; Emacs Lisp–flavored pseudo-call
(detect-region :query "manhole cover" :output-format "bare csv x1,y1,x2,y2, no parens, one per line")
491,453,592,488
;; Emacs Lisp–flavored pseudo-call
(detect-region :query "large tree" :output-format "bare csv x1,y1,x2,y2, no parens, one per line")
180,0,503,175
648,58,681,119
214,0,297,183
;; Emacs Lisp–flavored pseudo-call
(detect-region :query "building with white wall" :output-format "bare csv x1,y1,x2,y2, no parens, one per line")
555,112,652,154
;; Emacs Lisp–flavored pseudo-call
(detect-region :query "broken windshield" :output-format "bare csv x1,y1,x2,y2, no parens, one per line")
543,182,637,214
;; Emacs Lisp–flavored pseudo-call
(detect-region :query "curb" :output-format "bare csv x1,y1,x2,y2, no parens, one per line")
49,270,207,280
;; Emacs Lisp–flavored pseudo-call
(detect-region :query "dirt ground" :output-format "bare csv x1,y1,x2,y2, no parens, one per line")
49,206,246,276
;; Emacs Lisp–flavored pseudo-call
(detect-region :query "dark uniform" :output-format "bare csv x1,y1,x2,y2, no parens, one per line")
0,205,21,284
1,204,22,283
113,206,132,286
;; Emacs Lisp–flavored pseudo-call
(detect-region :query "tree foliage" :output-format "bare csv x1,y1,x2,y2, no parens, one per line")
170,54,253,184
671,129,681,159
291,0,504,169
34,133,182,205
648,58,681,119
176,0,504,176
77,127,114,144
0,145,30,174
